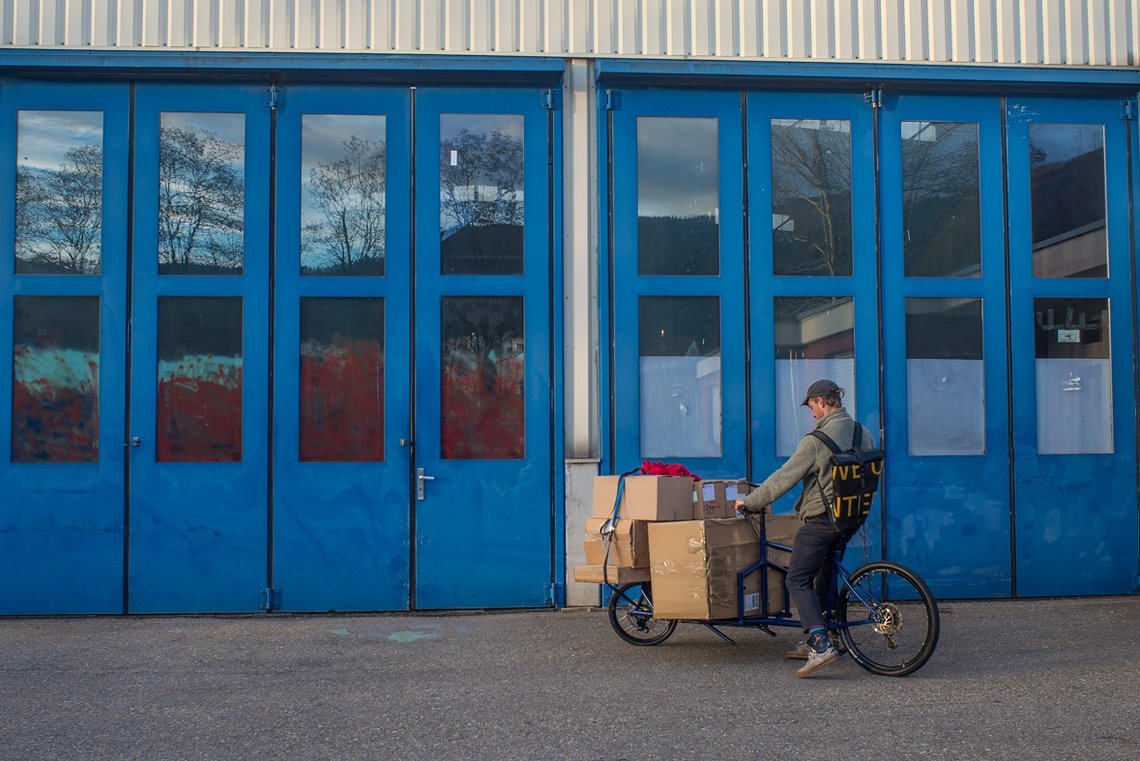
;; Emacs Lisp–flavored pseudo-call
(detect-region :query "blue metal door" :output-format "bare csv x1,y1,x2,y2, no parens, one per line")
878,95,1011,597
1006,97,1138,596
745,93,879,552
0,81,129,613
271,86,413,612
610,89,747,478
412,89,555,609
128,85,271,612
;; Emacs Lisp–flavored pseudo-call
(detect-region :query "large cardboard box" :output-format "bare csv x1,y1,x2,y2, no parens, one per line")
573,564,651,584
692,480,729,520
592,475,694,522
583,518,649,567
648,515,802,620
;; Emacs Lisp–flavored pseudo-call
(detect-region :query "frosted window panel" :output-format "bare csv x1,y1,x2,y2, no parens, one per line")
1036,359,1113,454
640,356,722,458
906,360,985,455
775,358,856,456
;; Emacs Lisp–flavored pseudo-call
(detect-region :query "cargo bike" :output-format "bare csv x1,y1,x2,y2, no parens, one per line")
605,507,941,677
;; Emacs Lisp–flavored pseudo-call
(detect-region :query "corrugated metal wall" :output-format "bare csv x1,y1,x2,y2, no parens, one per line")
0,0,1136,66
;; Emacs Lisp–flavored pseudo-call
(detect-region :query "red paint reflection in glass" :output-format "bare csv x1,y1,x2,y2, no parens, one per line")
156,358,242,462
300,338,384,461
440,297,524,460
12,297,100,462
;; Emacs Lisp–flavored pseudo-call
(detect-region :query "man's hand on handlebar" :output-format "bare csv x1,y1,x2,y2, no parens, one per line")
734,499,754,515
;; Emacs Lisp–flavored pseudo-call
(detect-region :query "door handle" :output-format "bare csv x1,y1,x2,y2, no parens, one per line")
416,467,435,501
130,437,141,448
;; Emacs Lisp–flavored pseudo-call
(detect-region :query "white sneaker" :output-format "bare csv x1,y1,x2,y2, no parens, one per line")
795,643,840,677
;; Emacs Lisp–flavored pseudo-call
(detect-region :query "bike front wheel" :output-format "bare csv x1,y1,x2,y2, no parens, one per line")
607,582,677,646
836,561,939,677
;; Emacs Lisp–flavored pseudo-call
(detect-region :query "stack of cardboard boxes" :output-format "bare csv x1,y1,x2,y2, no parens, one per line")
574,475,801,620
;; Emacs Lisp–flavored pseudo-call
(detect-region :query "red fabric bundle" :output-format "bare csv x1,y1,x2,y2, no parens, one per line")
640,460,701,481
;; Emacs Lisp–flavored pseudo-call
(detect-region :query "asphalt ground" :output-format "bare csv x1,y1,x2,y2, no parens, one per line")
1,596,1137,761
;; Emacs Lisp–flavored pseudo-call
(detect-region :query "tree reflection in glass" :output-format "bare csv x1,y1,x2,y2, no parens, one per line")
1029,124,1107,278
158,113,245,275
301,115,386,276
15,111,104,275
439,115,524,275
771,119,852,277
901,121,981,278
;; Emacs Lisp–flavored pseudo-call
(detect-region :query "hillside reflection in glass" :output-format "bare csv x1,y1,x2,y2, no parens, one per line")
12,297,100,461
158,113,245,275
15,111,103,275
774,296,855,456
156,297,243,461
901,121,981,277
771,119,851,277
1029,124,1107,278
299,298,384,461
301,115,386,276
637,117,719,275
441,297,524,459
439,115,524,275
638,296,722,458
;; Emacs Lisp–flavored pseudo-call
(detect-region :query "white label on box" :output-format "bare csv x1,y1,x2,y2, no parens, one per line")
744,592,760,612
701,483,716,500
725,484,739,500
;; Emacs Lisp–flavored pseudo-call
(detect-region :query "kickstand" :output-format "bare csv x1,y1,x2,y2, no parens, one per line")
702,623,736,645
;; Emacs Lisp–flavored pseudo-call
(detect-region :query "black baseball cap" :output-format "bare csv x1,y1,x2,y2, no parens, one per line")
801,379,843,406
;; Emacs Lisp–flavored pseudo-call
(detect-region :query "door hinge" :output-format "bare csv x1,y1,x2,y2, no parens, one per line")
544,582,564,606
261,587,280,610
266,83,281,112
541,87,562,111
864,88,884,110
604,89,621,111
1120,98,1136,121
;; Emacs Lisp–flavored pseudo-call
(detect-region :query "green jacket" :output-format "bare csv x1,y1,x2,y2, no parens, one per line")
741,408,875,522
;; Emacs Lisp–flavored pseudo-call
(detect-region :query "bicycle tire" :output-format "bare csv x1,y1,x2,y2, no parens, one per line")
607,582,677,646
836,561,940,677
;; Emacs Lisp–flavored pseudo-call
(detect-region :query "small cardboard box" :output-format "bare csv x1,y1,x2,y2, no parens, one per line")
648,518,763,620
573,564,651,584
583,518,649,567
592,475,694,521
692,480,728,520
723,479,752,503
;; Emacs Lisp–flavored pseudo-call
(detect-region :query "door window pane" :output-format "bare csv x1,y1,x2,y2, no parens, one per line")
441,297,524,459
301,115,387,276
774,297,854,455
300,298,384,461
901,122,981,277
439,115,524,275
15,111,104,275
1034,298,1112,454
157,297,243,462
1029,124,1107,278
639,296,722,458
637,117,719,275
12,297,100,461
905,298,985,455
771,119,852,277
158,113,245,275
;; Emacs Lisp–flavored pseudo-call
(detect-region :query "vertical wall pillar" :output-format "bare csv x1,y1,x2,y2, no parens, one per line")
563,58,601,606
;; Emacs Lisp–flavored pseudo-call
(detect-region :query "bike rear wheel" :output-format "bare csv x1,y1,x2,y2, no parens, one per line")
607,582,677,646
836,561,939,676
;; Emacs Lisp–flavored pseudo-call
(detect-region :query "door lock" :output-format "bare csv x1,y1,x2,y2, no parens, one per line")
416,467,435,501
130,437,141,448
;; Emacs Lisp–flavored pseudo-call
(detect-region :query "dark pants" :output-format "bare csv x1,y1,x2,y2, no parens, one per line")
785,518,849,633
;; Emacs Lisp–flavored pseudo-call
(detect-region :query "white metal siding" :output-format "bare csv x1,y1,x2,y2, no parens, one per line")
1,0,1137,66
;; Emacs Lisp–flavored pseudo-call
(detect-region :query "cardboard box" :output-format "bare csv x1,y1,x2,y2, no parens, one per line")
592,475,694,521
573,564,651,584
723,479,752,503
583,518,649,567
648,518,762,620
648,516,802,620
692,480,729,520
